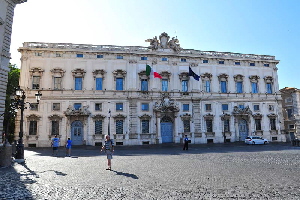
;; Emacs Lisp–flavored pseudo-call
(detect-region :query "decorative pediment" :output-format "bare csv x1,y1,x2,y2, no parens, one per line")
50,68,65,77
145,32,181,52
232,106,252,115
26,114,41,121
138,70,149,79
218,73,229,81
113,69,127,79
203,113,214,119
112,114,127,119
154,94,180,112
179,72,189,81
233,74,244,81
92,69,106,78
252,113,263,119
72,68,86,78
249,75,260,82
264,76,273,83
201,73,213,80
64,105,91,116
267,113,277,118
92,114,106,120
48,114,63,121
139,114,152,119
180,113,191,120
160,71,172,79
29,67,44,76
220,113,231,120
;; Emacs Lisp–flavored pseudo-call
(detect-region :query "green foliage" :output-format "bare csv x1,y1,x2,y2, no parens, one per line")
3,63,20,143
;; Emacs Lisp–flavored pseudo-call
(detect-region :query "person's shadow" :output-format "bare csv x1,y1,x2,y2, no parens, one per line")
111,170,138,179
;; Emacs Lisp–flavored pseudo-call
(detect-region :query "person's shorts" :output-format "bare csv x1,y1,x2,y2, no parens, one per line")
53,147,58,150
106,150,113,159
66,146,71,149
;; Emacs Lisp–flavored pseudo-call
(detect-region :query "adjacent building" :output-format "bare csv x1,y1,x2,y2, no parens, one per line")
17,32,286,147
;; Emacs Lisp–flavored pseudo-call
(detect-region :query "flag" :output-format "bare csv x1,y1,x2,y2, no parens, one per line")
146,65,162,79
189,67,200,81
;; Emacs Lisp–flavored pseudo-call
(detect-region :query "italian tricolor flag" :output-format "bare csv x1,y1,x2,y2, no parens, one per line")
146,65,162,79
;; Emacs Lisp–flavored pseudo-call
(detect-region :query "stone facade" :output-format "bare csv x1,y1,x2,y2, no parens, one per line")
0,0,27,143
17,33,286,147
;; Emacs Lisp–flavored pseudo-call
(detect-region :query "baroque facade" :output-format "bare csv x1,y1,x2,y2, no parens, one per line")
0,0,27,143
17,32,286,147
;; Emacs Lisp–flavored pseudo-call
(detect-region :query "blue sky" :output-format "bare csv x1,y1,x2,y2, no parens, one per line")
10,0,300,89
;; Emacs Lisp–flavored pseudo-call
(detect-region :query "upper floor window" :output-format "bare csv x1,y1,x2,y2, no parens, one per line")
52,103,60,111
76,54,83,58
203,60,209,63
249,62,255,66
222,104,228,111
96,78,103,90
162,57,168,61
218,60,224,64
141,57,148,60
235,61,240,65
75,77,82,90
54,77,62,90
95,103,102,111
182,80,188,92
97,54,104,58
116,78,123,91
35,52,42,56
56,53,62,57
204,80,211,93
205,104,212,111
266,83,273,94
32,76,40,89
221,81,227,93
264,63,269,67
236,81,243,93
269,105,274,111
141,79,148,91
183,104,189,111
181,58,187,62
287,108,293,118
74,103,82,110
116,103,123,111
30,103,38,111
117,55,123,59
254,104,260,111
162,79,168,92
238,104,245,109
251,82,258,93
289,124,295,129
141,103,149,111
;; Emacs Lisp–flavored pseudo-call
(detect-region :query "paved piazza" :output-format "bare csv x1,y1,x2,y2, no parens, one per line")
1,143,300,199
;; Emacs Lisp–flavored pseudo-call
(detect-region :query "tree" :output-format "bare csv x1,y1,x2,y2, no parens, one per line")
3,64,20,143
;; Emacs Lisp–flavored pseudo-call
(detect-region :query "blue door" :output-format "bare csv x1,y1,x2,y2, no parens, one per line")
161,122,173,143
71,121,83,145
239,119,248,141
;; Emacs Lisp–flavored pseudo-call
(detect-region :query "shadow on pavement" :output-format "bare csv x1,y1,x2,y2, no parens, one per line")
111,170,139,179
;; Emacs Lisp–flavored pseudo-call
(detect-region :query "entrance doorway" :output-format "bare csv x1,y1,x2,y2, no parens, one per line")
71,120,83,145
161,116,173,143
238,119,248,141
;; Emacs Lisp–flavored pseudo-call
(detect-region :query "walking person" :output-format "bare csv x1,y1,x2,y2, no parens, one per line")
65,138,72,157
101,135,114,170
51,135,60,156
183,135,189,150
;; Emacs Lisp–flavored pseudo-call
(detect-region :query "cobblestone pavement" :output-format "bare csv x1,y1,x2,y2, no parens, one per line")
1,143,300,200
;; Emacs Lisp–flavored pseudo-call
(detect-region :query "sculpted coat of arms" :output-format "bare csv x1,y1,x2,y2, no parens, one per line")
145,32,181,52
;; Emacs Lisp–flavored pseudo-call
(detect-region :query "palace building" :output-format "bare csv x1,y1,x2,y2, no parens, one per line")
17,32,286,147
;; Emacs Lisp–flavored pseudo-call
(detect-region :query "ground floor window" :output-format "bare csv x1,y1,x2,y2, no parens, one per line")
95,120,103,134
183,120,190,132
224,119,230,132
116,120,123,134
270,118,276,130
206,119,213,132
51,121,59,135
255,119,262,131
141,120,149,133
29,121,37,135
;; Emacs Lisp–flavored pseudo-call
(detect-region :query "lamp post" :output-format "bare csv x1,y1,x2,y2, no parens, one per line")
12,86,42,162
108,109,111,136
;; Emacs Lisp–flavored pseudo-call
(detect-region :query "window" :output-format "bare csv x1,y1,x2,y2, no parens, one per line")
250,63,255,66
95,120,103,134
162,79,168,92
117,55,123,59
141,103,149,111
255,119,262,131
97,54,103,58
183,104,189,111
264,63,269,67
74,103,81,110
183,120,190,132
162,57,168,61
221,81,227,93
270,118,276,130
254,105,260,111
205,104,212,111
286,98,292,103
269,105,274,111
30,103,38,111
56,53,61,57
96,78,103,90
287,108,293,118
95,103,102,111
116,120,123,134
51,121,59,135
182,80,188,92
222,104,228,111
32,76,40,89
238,104,244,109
289,124,295,129
75,77,82,90
116,78,123,90
35,52,42,56
251,82,258,93
116,103,123,111
236,81,243,93
141,79,148,91
142,120,149,133
76,54,83,58
266,83,272,94
54,77,62,90
141,57,147,60
206,119,213,132
224,119,230,132
203,60,208,63
204,80,211,92
29,121,37,135
53,103,60,111
235,62,240,65
181,58,187,62
219,60,224,64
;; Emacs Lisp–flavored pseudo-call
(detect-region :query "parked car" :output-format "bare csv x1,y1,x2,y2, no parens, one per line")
245,136,269,145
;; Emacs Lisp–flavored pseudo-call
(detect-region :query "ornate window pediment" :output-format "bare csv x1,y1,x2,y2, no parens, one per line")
180,113,191,120
138,70,149,80
64,105,91,116
113,114,127,120
218,73,229,81
92,114,106,120
72,68,86,78
264,76,273,83
92,69,106,79
249,75,260,82
234,74,244,81
232,106,252,115
50,68,65,77
267,113,277,118
48,114,63,121
252,113,263,119
179,72,189,81
29,67,44,76
203,113,214,119
160,71,172,80
201,73,213,80
139,114,152,119
113,69,127,80
26,114,41,121
220,113,231,120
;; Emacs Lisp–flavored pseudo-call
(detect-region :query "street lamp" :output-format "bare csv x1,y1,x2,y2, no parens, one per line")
108,109,111,136
11,86,42,162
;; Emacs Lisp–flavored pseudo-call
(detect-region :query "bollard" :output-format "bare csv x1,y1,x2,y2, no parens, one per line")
0,144,12,167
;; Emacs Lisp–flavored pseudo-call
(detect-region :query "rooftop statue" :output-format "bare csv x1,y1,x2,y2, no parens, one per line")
145,32,181,52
